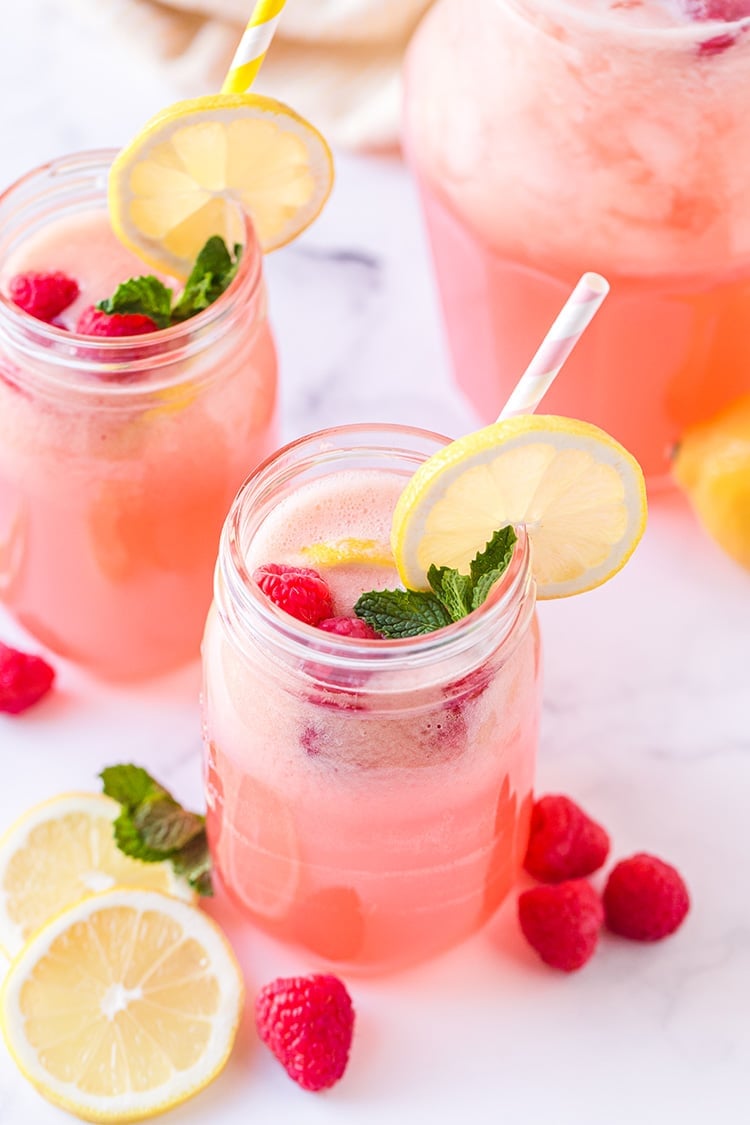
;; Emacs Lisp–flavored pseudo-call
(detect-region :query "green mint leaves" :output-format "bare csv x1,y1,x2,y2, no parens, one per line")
354,588,453,639
100,764,212,896
171,236,242,322
355,526,517,640
97,276,173,328
96,235,242,328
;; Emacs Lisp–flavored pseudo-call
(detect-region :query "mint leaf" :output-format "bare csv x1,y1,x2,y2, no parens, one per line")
355,589,453,638
100,764,167,809
134,797,205,854
172,834,213,897
113,810,169,863
469,526,517,587
354,525,518,637
171,236,242,323
427,565,473,622
94,236,242,332
97,276,173,329
101,763,213,896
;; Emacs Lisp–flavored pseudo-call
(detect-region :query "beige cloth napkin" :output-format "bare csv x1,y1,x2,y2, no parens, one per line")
79,0,435,149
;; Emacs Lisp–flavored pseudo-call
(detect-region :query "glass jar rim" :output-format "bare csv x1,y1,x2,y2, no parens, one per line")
215,422,535,676
0,148,264,399
500,0,750,45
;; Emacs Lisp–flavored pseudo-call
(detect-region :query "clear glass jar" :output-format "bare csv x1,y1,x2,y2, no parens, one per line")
0,151,278,680
202,424,541,974
404,0,750,481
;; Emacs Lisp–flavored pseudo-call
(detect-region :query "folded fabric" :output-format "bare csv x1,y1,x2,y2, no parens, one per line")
75,0,435,149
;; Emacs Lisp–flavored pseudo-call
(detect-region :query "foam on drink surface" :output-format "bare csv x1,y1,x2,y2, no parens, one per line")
245,469,404,615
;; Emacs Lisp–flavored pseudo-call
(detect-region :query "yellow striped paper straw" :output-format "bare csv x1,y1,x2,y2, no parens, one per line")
222,0,288,94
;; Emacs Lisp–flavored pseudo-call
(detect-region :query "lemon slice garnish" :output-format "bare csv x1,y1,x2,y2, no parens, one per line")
0,793,193,958
300,538,393,568
1,889,243,1122
109,93,334,278
392,416,647,599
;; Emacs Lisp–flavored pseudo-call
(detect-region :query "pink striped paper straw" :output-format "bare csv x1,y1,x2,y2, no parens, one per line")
497,272,609,420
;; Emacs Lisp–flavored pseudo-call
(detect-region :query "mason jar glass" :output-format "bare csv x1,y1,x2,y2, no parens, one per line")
404,0,750,481
202,424,541,973
0,151,278,680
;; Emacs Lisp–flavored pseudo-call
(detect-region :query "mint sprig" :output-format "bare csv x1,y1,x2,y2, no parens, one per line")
355,526,517,640
96,235,242,328
100,764,212,896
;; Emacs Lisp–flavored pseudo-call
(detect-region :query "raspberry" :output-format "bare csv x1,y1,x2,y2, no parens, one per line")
318,615,379,639
8,271,79,322
254,564,333,626
255,973,354,1092
603,853,690,941
0,643,55,715
524,794,610,883
518,880,604,972
75,306,158,337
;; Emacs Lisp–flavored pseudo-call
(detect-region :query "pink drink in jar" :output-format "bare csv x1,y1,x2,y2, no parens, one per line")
404,0,750,481
0,151,277,680
202,425,541,973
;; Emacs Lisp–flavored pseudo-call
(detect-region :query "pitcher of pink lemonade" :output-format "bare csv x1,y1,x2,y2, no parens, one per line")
403,0,750,481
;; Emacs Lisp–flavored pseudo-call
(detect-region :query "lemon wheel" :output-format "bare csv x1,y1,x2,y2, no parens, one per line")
0,793,193,958
1,889,243,1122
392,416,647,599
109,93,334,278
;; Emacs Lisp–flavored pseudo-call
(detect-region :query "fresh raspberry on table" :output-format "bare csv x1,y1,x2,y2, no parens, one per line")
603,853,690,941
318,615,380,639
518,879,604,972
0,643,55,715
254,564,333,626
8,271,79,322
75,306,158,337
524,794,610,883
255,973,355,1092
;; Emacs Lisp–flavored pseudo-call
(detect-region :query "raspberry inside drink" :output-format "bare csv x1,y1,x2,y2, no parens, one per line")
404,0,750,480
0,151,277,680
202,425,541,973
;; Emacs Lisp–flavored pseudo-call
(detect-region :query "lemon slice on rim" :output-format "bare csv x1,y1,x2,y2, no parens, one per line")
1,889,243,1122
0,793,193,958
109,93,334,278
392,416,647,599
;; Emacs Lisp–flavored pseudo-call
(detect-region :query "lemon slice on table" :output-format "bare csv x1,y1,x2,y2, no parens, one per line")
0,793,193,958
109,93,334,278
1,889,243,1123
392,416,647,599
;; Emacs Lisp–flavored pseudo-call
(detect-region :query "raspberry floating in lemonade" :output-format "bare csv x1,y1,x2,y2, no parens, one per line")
8,271,78,322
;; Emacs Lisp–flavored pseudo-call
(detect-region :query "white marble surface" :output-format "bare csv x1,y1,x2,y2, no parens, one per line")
1,5,749,1124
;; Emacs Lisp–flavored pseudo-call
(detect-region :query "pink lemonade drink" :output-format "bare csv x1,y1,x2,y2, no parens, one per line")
404,0,750,481
0,151,277,680
202,425,541,973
